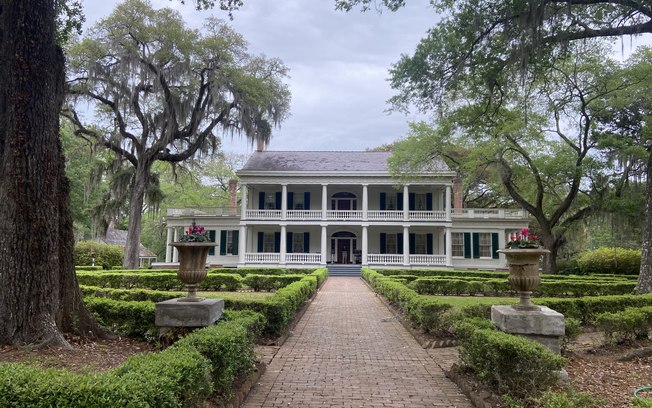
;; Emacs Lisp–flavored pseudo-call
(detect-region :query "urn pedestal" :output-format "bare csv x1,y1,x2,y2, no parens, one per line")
170,242,215,302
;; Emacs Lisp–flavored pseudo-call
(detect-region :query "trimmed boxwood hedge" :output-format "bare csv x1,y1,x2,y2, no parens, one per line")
0,311,264,407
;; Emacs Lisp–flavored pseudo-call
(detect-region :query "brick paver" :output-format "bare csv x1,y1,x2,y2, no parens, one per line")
242,277,472,408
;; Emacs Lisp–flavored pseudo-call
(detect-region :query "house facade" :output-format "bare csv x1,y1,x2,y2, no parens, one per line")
163,151,529,270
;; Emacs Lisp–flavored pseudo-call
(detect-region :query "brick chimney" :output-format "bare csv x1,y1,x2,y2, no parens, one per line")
453,177,463,214
256,139,265,152
228,179,238,215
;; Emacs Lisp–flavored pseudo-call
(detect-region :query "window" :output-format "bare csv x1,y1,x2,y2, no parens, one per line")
265,193,275,209
479,233,492,258
226,231,234,254
387,195,397,210
386,234,398,254
414,234,427,254
263,232,275,253
415,193,427,211
293,194,304,210
452,233,464,257
292,233,304,253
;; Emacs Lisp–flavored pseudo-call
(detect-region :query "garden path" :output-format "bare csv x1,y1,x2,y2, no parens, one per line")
242,277,472,408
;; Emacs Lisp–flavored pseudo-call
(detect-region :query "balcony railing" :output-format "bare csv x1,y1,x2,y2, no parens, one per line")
245,209,282,220
167,207,239,216
409,210,447,221
286,253,321,263
367,210,403,221
453,208,528,219
326,210,363,220
286,210,322,220
409,254,447,265
245,253,281,263
367,254,404,264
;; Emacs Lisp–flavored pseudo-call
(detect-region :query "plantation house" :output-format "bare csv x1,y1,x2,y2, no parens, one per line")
163,151,529,270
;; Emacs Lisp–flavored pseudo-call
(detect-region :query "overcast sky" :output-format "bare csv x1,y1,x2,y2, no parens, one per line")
82,1,650,155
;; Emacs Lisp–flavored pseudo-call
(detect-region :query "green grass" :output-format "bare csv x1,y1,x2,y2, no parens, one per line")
198,291,274,300
423,295,519,308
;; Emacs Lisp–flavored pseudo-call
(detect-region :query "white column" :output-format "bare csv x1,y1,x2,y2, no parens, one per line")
403,185,409,221
241,184,248,220
165,227,173,262
172,227,179,263
238,225,246,266
280,224,287,265
321,184,328,220
362,184,368,220
281,184,288,221
362,225,368,266
445,185,452,221
320,225,327,265
446,227,453,266
403,226,410,266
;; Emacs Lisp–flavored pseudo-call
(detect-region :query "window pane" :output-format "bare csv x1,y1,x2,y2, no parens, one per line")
415,234,426,254
479,233,491,257
226,231,233,254
452,233,464,257
263,232,275,253
293,233,304,253
386,233,397,254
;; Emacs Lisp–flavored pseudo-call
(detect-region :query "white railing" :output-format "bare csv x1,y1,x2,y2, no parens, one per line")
367,210,403,221
409,255,447,265
245,209,282,220
286,210,322,220
167,207,238,216
327,210,363,220
286,253,321,263
245,253,281,263
453,208,528,219
367,254,404,264
409,211,447,221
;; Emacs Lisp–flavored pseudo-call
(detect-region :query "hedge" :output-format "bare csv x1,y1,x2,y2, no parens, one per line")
362,268,452,335
242,274,306,291
595,306,652,343
82,268,328,338
457,326,565,400
577,247,641,275
77,272,243,291
0,311,263,407
73,241,124,269
207,267,315,276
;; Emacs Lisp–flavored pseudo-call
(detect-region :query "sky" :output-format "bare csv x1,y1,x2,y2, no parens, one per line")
82,1,651,156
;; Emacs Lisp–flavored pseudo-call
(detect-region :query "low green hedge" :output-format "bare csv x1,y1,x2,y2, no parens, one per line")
207,267,314,276
77,272,243,291
0,311,264,407
595,306,652,343
242,274,305,291
84,296,157,340
75,265,104,271
457,325,565,400
362,268,453,335
74,241,124,270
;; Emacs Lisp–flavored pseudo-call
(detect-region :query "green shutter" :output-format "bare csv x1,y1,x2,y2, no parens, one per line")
209,230,217,256
380,193,386,210
409,193,416,211
426,193,433,211
275,192,282,209
492,232,499,259
380,233,387,254
397,193,403,210
232,230,239,255
219,230,227,255
304,232,310,253
472,232,480,259
257,232,264,252
274,232,281,252
464,232,471,259
286,232,293,253
397,233,403,255
409,233,415,254
304,192,310,210
259,192,265,209
427,234,433,255
287,192,294,209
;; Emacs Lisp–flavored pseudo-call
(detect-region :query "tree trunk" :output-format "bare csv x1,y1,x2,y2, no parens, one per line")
0,0,107,347
541,231,559,274
123,162,150,269
635,151,652,293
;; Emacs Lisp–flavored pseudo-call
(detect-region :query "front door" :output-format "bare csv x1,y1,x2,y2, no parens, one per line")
337,239,350,264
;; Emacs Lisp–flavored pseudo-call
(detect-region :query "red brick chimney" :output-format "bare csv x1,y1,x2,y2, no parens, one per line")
228,179,238,215
256,139,265,152
453,177,463,214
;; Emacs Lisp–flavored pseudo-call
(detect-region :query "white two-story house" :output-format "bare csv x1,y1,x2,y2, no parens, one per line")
163,151,529,270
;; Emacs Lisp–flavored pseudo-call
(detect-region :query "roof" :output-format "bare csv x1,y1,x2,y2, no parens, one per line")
103,228,157,259
239,151,450,173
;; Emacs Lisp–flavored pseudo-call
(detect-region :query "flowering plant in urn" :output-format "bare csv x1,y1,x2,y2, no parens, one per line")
171,224,215,302
179,224,210,242
505,228,540,249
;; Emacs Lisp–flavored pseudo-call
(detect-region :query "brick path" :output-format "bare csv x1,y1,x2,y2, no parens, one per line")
242,277,472,408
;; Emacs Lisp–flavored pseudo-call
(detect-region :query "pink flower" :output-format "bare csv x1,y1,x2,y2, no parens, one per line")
520,228,529,237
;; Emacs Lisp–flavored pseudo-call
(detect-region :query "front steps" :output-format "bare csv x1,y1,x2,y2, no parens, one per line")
327,264,362,277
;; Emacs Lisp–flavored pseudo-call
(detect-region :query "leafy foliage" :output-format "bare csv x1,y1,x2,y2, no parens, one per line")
73,241,124,269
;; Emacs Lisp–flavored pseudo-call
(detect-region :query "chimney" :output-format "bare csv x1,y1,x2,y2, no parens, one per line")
453,177,463,214
228,179,238,215
256,139,265,152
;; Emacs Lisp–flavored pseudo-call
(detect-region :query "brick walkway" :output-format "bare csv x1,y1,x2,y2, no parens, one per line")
242,277,472,408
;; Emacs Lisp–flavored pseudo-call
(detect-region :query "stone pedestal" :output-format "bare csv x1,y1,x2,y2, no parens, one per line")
155,298,224,328
491,305,565,354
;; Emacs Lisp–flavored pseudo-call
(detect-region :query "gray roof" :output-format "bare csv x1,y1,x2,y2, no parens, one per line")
239,151,449,173
103,228,157,259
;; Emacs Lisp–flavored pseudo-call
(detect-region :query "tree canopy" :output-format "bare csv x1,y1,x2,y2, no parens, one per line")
62,0,290,268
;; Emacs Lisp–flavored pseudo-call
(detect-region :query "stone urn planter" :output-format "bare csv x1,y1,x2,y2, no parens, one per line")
170,242,216,302
498,248,550,311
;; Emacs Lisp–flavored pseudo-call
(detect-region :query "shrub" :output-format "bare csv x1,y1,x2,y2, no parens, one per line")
73,241,124,269
84,296,157,340
458,328,565,400
242,274,305,291
577,247,641,275
595,306,652,344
